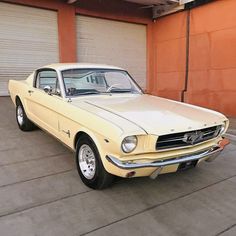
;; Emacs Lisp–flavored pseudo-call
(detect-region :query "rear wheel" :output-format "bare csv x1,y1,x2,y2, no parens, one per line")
76,135,114,189
16,99,35,131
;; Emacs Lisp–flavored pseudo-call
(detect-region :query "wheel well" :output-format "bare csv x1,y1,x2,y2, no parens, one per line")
15,96,21,105
74,131,91,149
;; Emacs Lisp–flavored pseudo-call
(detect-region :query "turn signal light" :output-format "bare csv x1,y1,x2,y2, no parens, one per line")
126,171,136,178
218,138,230,149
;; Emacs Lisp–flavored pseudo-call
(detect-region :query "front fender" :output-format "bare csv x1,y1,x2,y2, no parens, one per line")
73,127,121,174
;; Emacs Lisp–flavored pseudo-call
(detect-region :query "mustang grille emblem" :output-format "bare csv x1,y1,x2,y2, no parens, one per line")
183,131,204,145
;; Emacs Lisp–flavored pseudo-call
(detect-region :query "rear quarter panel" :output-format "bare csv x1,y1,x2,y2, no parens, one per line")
8,79,29,107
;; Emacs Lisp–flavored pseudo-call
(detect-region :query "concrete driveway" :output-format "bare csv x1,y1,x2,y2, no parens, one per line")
0,97,236,236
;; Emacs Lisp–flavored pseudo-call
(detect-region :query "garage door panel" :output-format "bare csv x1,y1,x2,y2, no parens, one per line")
76,15,147,89
0,2,59,96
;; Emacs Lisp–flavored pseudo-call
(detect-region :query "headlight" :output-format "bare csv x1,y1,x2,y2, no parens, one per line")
121,136,137,153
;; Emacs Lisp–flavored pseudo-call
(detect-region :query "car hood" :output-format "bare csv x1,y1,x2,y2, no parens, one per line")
72,94,227,135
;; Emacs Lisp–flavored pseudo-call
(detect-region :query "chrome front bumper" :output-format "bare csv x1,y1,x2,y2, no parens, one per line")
106,138,230,170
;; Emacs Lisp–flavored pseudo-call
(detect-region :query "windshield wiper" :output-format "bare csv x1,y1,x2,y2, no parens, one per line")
70,90,101,96
109,89,132,93
77,91,100,95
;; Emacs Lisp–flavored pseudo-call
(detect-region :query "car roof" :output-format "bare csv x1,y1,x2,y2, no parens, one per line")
42,63,125,71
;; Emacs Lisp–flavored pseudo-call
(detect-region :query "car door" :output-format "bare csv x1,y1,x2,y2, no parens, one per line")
25,69,63,137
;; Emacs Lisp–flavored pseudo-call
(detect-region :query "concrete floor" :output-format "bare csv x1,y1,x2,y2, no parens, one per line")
0,96,236,236
228,118,236,137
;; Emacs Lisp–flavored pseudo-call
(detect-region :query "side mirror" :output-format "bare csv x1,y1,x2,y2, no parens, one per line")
55,88,61,96
43,85,52,95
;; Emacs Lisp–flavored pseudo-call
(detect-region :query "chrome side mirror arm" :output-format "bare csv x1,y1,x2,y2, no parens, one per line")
43,85,52,95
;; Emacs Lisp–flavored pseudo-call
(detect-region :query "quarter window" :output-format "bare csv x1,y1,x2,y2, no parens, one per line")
35,70,61,96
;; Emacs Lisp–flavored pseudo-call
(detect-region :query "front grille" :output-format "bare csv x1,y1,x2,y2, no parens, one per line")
156,126,221,150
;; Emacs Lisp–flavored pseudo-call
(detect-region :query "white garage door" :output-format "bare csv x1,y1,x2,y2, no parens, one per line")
76,15,147,89
0,2,59,96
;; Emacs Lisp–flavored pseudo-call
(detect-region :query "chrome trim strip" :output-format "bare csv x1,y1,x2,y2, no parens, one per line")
157,137,184,143
203,130,216,135
106,145,223,170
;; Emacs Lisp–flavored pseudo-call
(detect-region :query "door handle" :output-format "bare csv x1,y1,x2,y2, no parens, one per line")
28,90,34,94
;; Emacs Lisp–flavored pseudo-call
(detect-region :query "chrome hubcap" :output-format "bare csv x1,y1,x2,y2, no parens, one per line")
17,105,24,126
78,144,96,179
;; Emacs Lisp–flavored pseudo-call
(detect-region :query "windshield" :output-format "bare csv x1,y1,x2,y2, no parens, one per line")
61,69,142,96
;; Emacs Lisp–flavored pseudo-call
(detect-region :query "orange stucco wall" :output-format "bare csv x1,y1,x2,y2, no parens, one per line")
57,6,77,62
153,0,236,117
151,11,187,101
186,0,236,117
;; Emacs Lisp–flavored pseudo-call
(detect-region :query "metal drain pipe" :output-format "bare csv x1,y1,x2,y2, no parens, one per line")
181,0,214,102
181,8,190,102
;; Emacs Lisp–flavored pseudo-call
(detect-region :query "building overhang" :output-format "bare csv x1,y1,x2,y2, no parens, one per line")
67,0,212,19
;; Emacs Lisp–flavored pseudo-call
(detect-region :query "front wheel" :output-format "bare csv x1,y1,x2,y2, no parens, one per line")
76,135,114,189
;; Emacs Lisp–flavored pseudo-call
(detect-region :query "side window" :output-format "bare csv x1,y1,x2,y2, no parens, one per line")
35,70,61,96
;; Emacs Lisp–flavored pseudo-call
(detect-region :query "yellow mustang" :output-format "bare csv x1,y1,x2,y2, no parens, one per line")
8,63,230,189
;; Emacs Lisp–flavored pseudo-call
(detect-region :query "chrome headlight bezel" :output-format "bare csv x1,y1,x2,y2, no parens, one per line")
121,136,138,153
220,121,227,135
